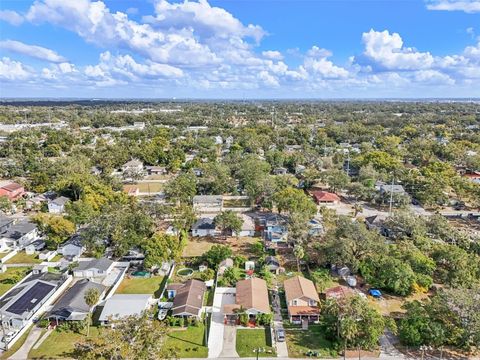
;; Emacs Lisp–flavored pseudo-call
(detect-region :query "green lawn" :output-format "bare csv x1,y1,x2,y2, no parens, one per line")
0,252,10,259
203,288,214,306
0,267,31,296
51,254,63,262
5,252,42,264
285,325,338,358
236,329,276,357
28,327,100,359
165,325,208,358
115,276,164,297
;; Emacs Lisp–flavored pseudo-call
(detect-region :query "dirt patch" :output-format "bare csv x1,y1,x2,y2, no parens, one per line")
183,236,261,258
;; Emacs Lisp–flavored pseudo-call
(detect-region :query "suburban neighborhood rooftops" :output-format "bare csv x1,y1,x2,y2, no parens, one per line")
123,159,143,167
0,182,23,191
192,218,216,230
99,294,151,322
49,279,106,320
62,234,84,248
378,184,406,194
74,258,114,272
311,190,340,203
6,282,55,315
0,220,36,240
284,275,320,303
0,273,64,319
0,215,14,229
235,277,270,314
171,279,206,316
193,195,223,204
50,196,70,206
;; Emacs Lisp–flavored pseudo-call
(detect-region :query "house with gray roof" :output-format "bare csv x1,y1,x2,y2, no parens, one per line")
0,220,39,251
193,195,223,212
98,294,152,324
58,234,85,258
0,273,67,332
48,279,106,321
191,218,217,237
48,196,70,214
73,258,115,279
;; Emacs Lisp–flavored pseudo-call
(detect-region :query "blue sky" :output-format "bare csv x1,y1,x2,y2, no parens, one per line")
0,0,479,98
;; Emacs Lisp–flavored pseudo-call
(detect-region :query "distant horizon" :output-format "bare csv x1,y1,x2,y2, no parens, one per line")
1,97,480,102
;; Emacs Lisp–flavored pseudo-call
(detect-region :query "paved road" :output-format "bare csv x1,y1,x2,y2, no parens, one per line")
219,325,239,358
9,326,42,360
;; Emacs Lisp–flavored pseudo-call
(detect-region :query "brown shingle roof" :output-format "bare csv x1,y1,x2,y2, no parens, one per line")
236,277,270,314
171,279,206,316
284,276,320,303
287,306,320,316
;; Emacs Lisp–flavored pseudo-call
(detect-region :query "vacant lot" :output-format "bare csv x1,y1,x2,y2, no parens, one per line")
124,182,164,193
285,325,338,358
0,267,31,296
29,327,100,359
5,252,42,264
115,276,165,297
236,329,275,357
183,236,261,257
368,291,431,316
165,325,208,358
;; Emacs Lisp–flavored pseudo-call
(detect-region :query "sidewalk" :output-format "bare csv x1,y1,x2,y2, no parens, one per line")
9,326,43,360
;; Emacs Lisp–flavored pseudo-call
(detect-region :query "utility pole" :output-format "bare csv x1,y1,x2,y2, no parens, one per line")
389,174,394,216
345,152,351,176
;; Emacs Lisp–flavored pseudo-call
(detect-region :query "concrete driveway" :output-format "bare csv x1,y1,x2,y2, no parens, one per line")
9,326,43,360
271,289,288,357
208,287,236,358
219,325,239,358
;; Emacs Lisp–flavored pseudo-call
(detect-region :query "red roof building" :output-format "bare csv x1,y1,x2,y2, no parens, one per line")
0,181,25,201
311,190,340,204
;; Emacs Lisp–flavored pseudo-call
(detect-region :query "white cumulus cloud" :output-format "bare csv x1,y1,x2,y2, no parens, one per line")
426,0,480,13
0,40,67,63
0,10,24,26
0,57,32,80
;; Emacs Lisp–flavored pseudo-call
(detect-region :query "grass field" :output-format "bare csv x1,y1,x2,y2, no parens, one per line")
5,252,42,264
285,325,338,358
368,291,430,316
0,267,31,296
165,325,208,358
236,329,275,357
0,252,10,259
115,276,164,297
124,182,164,193
183,236,261,257
28,327,100,359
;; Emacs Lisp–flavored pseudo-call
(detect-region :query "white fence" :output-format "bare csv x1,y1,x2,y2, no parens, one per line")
0,250,17,264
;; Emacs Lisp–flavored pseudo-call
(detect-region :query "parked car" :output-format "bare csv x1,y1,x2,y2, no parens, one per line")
276,328,285,342
2,331,16,343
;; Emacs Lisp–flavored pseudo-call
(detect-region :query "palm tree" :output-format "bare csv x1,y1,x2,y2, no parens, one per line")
293,245,304,272
84,288,100,337
353,202,363,217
